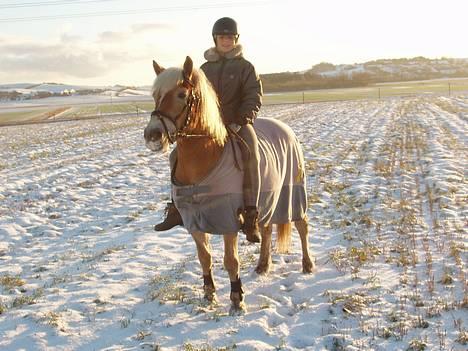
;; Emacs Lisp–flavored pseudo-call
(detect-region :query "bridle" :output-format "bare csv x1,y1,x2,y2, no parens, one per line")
150,73,210,144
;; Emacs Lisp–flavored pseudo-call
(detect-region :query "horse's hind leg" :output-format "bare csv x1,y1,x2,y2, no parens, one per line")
255,224,273,275
191,232,216,302
294,217,315,273
223,233,246,315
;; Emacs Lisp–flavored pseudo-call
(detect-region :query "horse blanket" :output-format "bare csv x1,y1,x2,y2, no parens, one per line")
172,117,307,234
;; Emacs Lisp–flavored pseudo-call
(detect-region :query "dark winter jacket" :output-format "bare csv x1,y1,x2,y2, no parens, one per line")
200,45,263,125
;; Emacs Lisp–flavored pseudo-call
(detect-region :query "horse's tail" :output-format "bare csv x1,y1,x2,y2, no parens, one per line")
276,222,292,254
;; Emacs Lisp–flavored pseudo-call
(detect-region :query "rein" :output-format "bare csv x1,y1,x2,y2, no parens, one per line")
226,125,248,172
150,74,211,144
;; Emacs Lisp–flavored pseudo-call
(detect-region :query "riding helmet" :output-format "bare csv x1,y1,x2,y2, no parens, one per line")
212,17,239,36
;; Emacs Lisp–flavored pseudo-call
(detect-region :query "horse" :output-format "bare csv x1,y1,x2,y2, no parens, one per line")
144,56,314,314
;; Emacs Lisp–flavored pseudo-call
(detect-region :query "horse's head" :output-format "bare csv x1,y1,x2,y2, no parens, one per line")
144,56,227,153
144,56,196,152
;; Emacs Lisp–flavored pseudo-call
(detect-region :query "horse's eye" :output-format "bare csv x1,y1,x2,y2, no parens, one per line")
178,92,187,99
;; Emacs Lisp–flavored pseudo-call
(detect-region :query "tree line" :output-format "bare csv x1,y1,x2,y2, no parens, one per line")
260,57,468,93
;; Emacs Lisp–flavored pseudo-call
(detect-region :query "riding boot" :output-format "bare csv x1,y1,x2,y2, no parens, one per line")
154,201,183,231
242,206,261,243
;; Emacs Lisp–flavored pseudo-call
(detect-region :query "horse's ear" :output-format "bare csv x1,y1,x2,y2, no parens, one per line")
183,56,193,80
153,60,164,75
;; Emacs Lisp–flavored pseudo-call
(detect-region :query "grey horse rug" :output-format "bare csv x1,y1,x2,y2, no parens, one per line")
172,117,307,234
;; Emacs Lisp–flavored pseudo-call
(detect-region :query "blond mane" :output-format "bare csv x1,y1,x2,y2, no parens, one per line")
152,66,227,146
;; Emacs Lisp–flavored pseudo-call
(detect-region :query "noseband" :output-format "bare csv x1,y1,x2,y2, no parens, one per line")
150,74,208,144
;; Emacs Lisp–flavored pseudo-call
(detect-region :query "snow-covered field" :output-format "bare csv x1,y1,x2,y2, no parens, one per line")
0,96,466,350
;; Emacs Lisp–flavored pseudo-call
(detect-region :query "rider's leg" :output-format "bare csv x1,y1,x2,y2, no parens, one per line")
237,123,261,243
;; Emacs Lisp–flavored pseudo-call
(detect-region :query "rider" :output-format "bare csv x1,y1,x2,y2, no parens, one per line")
154,17,263,243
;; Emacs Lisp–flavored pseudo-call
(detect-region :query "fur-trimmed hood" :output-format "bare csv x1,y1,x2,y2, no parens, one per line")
203,44,244,62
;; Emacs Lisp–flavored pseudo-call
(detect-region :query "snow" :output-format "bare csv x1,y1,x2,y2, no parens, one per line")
29,84,89,94
0,96,467,350
0,93,150,114
319,64,367,78
0,85,151,111
118,89,149,97
0,83,36,90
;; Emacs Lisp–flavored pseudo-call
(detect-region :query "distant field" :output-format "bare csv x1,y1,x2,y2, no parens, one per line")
264,77,468,104
0,108,51,124
1,78,467,125
0,102,155,125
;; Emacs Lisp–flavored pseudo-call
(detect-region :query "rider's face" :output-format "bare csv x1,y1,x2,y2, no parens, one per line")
215,35,237,54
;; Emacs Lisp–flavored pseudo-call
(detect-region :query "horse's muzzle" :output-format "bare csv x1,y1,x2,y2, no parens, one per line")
144,126,165,151
144,126,162,143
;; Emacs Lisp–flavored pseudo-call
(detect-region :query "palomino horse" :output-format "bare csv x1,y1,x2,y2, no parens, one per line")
144,56,314,314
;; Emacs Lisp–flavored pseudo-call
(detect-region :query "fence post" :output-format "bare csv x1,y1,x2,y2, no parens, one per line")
302,91,305,104
378,88,381,100
448,83,451,97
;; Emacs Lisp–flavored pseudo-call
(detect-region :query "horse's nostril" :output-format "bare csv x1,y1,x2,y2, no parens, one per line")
149,131,162,142
145,128,163,141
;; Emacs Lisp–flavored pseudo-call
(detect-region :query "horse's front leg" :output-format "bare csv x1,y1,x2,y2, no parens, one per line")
223,233,246,315
191,232,216,302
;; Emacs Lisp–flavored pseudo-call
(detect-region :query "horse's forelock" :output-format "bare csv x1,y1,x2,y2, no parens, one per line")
152,67,184,103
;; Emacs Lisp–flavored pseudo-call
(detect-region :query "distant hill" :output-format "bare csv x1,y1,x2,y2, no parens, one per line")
2,57,468,100
261,57,468,92
0,83,150,102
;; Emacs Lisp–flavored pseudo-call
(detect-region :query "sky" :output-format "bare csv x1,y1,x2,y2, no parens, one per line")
0,0,467,86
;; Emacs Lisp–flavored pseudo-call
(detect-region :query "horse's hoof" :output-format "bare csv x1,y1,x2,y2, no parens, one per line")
229,301,247,316
302,258,315,274
203,293,217,304
203,286,217,304
255,264,269,275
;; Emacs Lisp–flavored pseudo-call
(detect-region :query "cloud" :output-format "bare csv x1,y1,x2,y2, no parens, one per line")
131,23,173,33
0,38,127,79
97,22,172,44
60,33,82,44
1,42,62,56
0,22,174,83
1,50,108,79
0,31,151,81
98,31,129,42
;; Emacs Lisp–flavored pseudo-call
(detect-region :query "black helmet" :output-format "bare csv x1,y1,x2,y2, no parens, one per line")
212,17,238,36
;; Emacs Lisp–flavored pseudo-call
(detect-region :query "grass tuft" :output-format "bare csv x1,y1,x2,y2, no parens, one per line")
0,274,25,290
